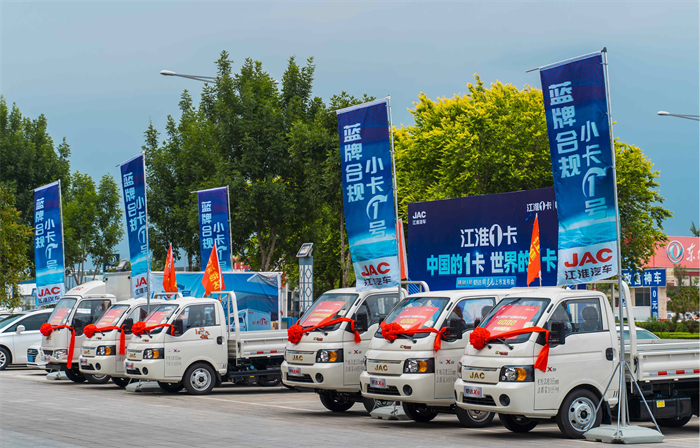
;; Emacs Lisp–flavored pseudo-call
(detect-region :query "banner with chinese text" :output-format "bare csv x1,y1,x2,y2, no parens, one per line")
540,52,619,285
197,187,231,272
34,181,65,306
120,154,149,298
337,99,400,291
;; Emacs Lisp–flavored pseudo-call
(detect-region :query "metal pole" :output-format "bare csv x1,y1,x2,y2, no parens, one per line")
142,152,151,315
226,185,233,272
58,180,67,295
387,97,402,274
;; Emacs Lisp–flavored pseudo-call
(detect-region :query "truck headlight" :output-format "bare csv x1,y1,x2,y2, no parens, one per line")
54,349,68,359
316,349,343,363
97,346,116,356
499,366,534,382
143,349,162,359
403,358,434,374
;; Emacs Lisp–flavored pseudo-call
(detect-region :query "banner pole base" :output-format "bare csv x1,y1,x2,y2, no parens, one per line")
584,425,664,444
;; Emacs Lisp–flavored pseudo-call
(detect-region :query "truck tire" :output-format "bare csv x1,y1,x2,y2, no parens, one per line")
0,347,11,370
85,374,111,384
402,402,438,422
158,381,184,393
319,392,355,412
499,414,539,433
64,368,86,383
556,389,602,438
456,407,495,428
183,363,216,395
657,415,693,428
256,376,281,387
111,377,132,388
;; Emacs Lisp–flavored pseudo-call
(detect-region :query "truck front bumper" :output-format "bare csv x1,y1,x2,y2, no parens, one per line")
123,359,167,381
359,371,451,407
282,360,358,393
79,354,125,377
454,377,553,418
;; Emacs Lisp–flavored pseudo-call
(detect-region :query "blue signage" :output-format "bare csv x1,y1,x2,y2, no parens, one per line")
337,99,400,291
119,154,149,298
408,188,558,290
34,181,65,306
621,269,666,287
650,286,659,319
540,52,619,286
197,187,231,271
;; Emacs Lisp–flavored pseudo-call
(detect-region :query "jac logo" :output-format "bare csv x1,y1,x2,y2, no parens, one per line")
374,364,388,371
292,355,303,361
38,286,61,297
361,262,391,277
469,371,485,380
564,248,613,267
135,276,148,287
547,367,557,372
412,211,426,219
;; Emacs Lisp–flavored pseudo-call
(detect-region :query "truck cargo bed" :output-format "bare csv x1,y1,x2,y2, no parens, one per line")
624,339,700,382
227,329,287,360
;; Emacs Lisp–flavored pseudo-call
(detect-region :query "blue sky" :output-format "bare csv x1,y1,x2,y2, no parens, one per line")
2,1,698,266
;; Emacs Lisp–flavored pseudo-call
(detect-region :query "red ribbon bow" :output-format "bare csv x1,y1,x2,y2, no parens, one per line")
469,326,550,372
287,318,361,345
40,323,76,369
83,324,127,356
131,321,175,337
379,321,449,352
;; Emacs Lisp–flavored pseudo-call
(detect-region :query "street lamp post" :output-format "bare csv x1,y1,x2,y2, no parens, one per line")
160,70,216,83
657,111,700,121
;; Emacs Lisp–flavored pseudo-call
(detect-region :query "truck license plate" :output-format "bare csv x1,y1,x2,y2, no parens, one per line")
44,355,50,363
126,362,134,370
288,367,301,376
28,355,35,363
464,386,483,398
370,377,386,389
80,358,88,367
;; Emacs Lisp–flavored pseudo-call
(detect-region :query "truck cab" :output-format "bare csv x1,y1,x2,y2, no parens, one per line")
41,281,117,383
78,297,170,387
282,287,404,413
360,289,519,427
454,285,700,438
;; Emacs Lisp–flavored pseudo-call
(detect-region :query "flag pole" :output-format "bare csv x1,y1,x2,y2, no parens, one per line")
387,96,401,282
142,152,151,315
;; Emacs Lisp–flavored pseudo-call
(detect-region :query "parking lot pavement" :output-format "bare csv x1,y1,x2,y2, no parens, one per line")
1,368,698,448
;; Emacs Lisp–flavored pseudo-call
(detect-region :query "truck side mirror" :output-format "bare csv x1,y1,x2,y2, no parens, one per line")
474,318,482,328
355,313,368,333
16,325,25,335
550,321,566,346
73,318,85,335
447,318,463,340
122,318,134,332
172,319,184,336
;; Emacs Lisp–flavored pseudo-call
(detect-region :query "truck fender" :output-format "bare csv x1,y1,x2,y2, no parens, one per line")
601,399,612,425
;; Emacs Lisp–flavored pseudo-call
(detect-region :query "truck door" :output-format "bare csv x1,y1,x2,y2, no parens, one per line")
435,297,496,399
164,303,223,378
534,297,616,410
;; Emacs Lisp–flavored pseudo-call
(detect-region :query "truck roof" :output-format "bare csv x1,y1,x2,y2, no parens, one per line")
115,297,172,307
407,288,526,300
321,287,403,296
503,288,606,300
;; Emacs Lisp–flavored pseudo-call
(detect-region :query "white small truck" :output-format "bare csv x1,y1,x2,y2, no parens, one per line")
454,284,700,438
124,294,288,394
360,289,523,427
41,281,119,383
78,297,170,388
282,287,405,413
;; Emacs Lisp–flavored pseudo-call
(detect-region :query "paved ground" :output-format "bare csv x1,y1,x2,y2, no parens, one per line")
1,367,698,448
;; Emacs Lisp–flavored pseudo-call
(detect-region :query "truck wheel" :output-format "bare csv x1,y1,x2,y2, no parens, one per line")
456,407,495,428
85,374,111,384
64,368,86,383
158,381,184,393
0,347,11,370
402,402,438,422
657,415,692,428
319,392,355,412
183,363,216,395
499,414,539,433
256,376,281,387
556,389,602,438
111,377,132,388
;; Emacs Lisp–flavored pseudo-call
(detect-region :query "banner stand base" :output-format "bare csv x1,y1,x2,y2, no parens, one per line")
584,425,664,444
370,403,409,420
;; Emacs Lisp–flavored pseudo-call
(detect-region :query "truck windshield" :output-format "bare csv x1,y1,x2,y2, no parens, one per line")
95,305,130,327
376,296,450,339
479,297,550,344
142,304,179,334
47,298,77,326
299,293,358,329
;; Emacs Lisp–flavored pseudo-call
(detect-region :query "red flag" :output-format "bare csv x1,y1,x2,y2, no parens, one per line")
202,242,224,296
527,214,542,286
163,244,177,293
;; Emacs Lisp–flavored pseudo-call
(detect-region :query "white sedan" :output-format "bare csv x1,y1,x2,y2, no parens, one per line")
0,309,52,370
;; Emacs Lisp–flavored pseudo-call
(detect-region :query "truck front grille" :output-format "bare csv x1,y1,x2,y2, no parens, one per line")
367,385,400,396
463,395,496,406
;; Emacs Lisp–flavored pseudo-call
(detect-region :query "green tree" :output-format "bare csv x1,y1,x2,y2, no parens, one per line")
667,265,699,317
0,185,33,310
395,75,672,271
691,221,699,237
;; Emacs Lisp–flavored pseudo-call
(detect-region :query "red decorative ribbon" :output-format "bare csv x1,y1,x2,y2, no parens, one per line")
287,318,361,345
379,321,449,352
469,326,550,372
40,323,76,369
83,324,127,356
131,321,175,337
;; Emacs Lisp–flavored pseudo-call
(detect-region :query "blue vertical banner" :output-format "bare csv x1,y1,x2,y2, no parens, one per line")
34,181,66,306
650,287,659,319
197,187,231,271
336,98,400,291
540,52,619,285
120,154,149,298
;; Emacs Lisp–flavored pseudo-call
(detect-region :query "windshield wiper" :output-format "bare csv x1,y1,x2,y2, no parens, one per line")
396,333,417,344
489,337,514,350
